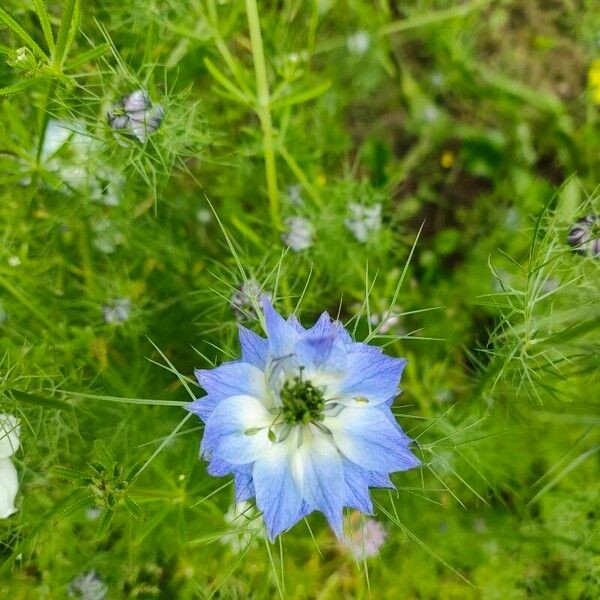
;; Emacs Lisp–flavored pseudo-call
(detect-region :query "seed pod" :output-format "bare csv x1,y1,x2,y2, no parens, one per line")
230,280,264,322
122,89,151,113
567,215,600,257
129,104,165,143
107,89,164,143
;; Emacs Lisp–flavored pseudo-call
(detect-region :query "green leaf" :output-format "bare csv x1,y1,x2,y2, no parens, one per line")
11,389,71,410
0,78,37,97
96,509,115,537
203,57,251,105
64,43,109,70
53,0,80,68
32,0,55,54
59,390,189,407
93,439,116,467
270,80,332,110
125,461,145,483
59,492,96,518
0,7,48,60
51,466,89,482
123,494,143,520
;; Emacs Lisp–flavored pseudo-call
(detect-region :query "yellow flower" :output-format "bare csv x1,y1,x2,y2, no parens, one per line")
588,59,600,88
440,150,455,169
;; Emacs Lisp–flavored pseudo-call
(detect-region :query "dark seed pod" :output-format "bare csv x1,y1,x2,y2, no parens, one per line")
107,89,164,143
567,215,600,257
230,280,264,322
107,110,128,131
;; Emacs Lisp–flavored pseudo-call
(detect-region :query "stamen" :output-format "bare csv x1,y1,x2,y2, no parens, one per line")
280,376,325,425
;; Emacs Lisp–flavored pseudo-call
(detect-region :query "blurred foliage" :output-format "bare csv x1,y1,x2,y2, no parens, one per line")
1,0,599,598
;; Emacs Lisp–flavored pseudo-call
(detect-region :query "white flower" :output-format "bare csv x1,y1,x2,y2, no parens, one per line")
221,501,265,553
92,217,123,254
7,256,21,267
282,216,314,251
422,105,440,123
196,208,212,224
85,507,101,521
341,514,387,560
286,184,304,207
0,414,20,519
346,31,370,55
68,571,108,600
345,203,382,243
102,298,132,324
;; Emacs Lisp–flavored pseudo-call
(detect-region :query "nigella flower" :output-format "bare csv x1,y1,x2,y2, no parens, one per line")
92,217,123,254
188,298,420,540
341,513,387,560
0,414,20,519
345,202,382,243
221,500,265,553
68,571,108,600
102,297,132,324
567,215,600,257
230,280,265,322
286,184,304,207
282,216,314,251
107,90,164,143
369,311,401,334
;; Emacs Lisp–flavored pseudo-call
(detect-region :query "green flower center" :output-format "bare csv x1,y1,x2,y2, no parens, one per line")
280,376,325,425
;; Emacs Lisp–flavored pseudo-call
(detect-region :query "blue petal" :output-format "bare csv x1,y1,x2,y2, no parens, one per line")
295,435,345,538
195,361,267,401
205,459,255,502
333,320,353,344
253,445,304,540
262,296,299,359
337,352,407,406
238,325,268,369
206,456,233,476
381,400,412,444
326,406,421,473
367,470,394,488
233,466,255,502
343,460,374,514
287,314,305,332
294,333,346,374
187,394,218,422
305,311,334,337
202,395,272,464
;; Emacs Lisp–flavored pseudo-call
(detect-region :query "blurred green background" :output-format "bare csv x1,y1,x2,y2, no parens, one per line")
1,0,599,598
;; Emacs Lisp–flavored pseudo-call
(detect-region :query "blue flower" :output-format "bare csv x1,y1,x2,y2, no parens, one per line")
188,298,420,540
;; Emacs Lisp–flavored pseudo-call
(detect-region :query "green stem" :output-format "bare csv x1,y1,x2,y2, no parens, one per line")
35,79,57,164
53,0,78,69
244,0,280,232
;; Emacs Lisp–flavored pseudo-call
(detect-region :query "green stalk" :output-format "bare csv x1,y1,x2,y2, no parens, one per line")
36,0,79,165
244,0,293,313
244,0,281,232
35,79,57,164
53,0,79,70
